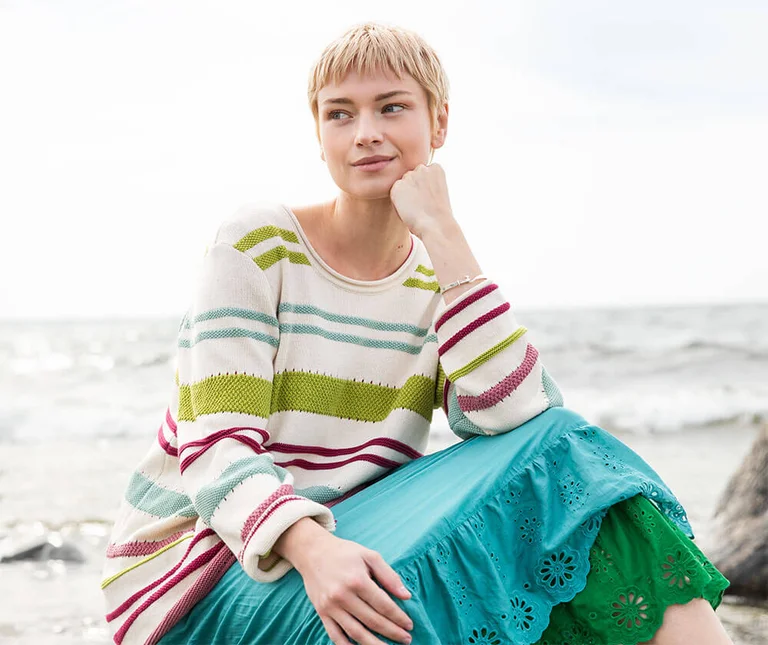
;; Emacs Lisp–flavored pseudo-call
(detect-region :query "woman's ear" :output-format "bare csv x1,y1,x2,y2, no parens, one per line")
432,103,449,150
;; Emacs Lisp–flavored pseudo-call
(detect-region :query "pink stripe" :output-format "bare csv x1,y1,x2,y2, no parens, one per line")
165,408,177,436
106,528,215,622
114,542,226,645
157,423,178,457
144,548,237,645
240,484,295,542
266,437,422,460
438,302,511,357
435,282,498,332
457,344,539,412
275,453,402,471
442,375,451,415
179,426,268,455
106,530,190,559
239,495,307,559
179,429,267,474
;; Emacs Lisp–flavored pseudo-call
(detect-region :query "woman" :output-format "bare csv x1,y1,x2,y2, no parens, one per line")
101,22,733,645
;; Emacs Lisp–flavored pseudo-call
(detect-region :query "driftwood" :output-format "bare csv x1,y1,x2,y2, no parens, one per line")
710,424,768,600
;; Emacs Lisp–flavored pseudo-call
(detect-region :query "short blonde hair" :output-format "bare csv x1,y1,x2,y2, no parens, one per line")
308,22,450,162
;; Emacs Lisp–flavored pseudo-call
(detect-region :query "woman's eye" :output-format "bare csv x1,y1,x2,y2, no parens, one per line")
328,104,405,120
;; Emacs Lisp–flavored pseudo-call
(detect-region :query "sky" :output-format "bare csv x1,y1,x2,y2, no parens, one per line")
1,0,766,318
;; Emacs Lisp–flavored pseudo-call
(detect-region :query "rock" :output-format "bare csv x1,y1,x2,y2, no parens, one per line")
0,538,86,564
710,424,768,600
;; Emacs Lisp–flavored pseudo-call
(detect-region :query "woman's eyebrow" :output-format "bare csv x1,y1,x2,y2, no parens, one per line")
322,90,414,106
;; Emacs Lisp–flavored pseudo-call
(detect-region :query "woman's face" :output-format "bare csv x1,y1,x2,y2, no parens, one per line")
317,67,446,200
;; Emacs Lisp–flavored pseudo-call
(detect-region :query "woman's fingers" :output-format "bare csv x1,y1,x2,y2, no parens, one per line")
357,577,414,633
341,593,412,645
320,615,353,645
363,550,412,601
332,609,390,645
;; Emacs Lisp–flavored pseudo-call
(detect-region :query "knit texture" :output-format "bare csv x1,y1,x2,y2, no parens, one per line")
101,201,563,645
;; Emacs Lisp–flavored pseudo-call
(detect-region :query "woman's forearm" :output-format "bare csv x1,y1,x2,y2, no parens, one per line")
421,219,484,306
269,516,331,571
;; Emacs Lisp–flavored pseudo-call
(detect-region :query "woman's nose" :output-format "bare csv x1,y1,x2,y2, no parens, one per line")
354,113,384,147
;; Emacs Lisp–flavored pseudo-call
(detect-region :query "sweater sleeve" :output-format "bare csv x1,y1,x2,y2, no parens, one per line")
175,232,336,582
432,279,564,440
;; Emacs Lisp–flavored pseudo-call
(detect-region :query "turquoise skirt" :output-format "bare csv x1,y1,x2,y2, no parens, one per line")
158,407,729,644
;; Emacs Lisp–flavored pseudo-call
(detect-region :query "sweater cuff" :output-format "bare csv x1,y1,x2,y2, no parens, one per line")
240,497,336,582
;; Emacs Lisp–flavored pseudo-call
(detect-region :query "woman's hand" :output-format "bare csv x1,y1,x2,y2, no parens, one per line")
293,531,414,645
389,162,456,240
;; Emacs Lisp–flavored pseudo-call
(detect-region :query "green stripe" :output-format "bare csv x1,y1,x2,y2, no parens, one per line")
278,303,429,336
179,327,279,349
279,323,435,355
125,471,197,518
272,371,435,422
447,326,528,382
434,362,447,410
178,374,273,421
233,226,299,253
403,277,440,292
254,246,311,271
415,264,436,277
183,307,279,330
195,458,288,524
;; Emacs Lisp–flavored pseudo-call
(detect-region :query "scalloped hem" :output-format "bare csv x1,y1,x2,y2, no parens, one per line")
382,416,724,645
536,493,731,645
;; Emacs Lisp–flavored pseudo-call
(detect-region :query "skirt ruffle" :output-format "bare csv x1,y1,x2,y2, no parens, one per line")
158,407,729,645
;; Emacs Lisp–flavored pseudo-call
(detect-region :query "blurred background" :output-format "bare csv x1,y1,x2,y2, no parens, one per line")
1,0,766,643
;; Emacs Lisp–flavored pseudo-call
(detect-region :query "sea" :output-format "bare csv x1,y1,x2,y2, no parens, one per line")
2,302,766,444
1,302,767,644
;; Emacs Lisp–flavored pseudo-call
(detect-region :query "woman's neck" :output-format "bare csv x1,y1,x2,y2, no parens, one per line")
312,196,413,281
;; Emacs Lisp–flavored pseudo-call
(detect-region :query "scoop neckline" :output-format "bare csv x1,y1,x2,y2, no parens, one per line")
280,203,419,293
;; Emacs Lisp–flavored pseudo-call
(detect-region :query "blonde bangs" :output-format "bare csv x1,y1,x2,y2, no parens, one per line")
308,22,450,143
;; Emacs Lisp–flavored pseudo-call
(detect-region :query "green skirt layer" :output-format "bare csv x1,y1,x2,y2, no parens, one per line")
537,493,729,644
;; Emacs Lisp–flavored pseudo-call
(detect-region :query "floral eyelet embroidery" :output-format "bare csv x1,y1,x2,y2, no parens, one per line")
514,506,543,545
557,471,589,510
537,547,579,593
661,549,698,589
610,587,651,630
508,594,536,632
467,626,501,645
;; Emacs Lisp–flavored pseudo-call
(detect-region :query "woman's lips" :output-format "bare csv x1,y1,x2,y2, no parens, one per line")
353,158,393,172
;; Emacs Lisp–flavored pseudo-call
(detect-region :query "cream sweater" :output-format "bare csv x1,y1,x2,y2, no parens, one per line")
101,201,563,644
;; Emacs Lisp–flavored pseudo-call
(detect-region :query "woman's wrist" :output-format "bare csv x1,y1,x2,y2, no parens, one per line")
271,516,333,571
420,219,484,306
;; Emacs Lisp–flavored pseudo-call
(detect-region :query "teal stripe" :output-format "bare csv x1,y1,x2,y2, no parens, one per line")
178,327,279,349
295,484,344,504
278,303,429,337
279,323,437,354
446,383,487,441
125,471,197,518
194,458,289,524
183,307,279,330
542,367,564,407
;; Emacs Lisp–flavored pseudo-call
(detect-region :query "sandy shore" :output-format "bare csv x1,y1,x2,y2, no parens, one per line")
1,421,766,644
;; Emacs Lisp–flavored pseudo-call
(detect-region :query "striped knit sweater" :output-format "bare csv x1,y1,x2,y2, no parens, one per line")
101,201,564,645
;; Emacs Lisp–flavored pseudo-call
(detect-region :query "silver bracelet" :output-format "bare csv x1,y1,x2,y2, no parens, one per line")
439,273,486,295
